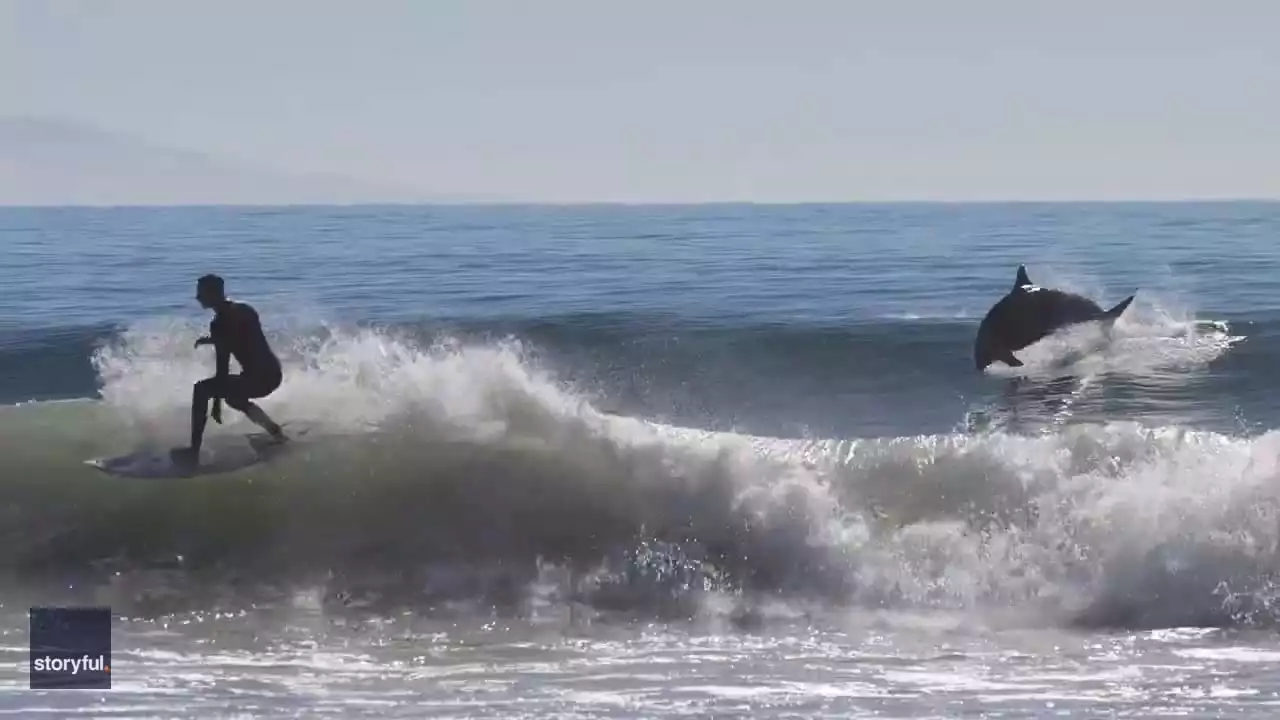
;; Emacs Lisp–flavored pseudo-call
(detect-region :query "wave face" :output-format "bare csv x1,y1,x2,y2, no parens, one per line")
2,313,1276,631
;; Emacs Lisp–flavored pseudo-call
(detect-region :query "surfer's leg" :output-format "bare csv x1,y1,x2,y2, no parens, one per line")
242,403,285,440
226,394,285,439
188,376,218,453
224,374,285,440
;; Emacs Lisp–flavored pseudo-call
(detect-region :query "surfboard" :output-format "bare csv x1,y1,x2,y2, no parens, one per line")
86,424,312,479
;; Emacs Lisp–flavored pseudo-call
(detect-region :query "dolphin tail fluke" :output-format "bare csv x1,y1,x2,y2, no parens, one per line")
1100,295,1136,324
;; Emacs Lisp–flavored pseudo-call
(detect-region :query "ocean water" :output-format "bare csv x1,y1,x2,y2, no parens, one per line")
1,202,1279,717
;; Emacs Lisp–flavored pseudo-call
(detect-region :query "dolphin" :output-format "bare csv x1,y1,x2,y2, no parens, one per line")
973,265,1136,371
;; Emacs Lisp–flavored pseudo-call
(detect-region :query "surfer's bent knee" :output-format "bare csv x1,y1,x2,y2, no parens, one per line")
193,377,217,398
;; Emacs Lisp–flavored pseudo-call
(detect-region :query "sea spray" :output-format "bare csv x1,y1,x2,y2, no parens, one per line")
0,316,1268,631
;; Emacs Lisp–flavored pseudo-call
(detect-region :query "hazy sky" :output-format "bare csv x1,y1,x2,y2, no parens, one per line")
4,0,1279,202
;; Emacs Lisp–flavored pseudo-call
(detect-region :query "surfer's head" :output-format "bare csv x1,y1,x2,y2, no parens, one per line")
196,274,226,309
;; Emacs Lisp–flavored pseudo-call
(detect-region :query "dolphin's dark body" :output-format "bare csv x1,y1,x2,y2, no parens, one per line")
974,265,1136,371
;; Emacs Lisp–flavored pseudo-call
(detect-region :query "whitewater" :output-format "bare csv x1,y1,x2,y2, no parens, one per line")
2,202,1280,717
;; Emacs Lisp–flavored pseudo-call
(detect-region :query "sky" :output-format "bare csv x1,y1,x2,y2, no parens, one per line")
3,0,1280,203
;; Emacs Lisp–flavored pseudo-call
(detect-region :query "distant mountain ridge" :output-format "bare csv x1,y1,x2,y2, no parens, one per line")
0,116,472,206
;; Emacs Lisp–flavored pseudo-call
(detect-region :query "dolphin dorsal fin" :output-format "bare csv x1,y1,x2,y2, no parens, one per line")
1013,265,1032,290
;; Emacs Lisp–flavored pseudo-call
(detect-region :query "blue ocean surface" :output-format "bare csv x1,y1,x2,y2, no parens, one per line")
3,202,1280,717
2,203,1276,433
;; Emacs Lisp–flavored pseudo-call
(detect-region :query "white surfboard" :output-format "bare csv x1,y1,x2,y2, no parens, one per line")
86,424,312,479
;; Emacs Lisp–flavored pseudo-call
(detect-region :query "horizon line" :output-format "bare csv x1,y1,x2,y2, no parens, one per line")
2,198,1279,210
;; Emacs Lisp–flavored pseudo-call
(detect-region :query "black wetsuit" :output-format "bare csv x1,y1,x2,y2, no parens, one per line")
187,300,282,452
203,301,282,403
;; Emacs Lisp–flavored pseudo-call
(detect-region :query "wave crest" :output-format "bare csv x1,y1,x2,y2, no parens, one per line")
0,320,1273,630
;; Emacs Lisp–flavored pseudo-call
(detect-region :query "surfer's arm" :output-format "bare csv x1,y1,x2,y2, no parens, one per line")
196,316,219,348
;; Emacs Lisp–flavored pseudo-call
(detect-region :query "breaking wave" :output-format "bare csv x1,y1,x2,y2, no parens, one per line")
0,315,1272,632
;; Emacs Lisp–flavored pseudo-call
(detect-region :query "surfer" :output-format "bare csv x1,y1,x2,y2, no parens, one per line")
170,274,287,465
